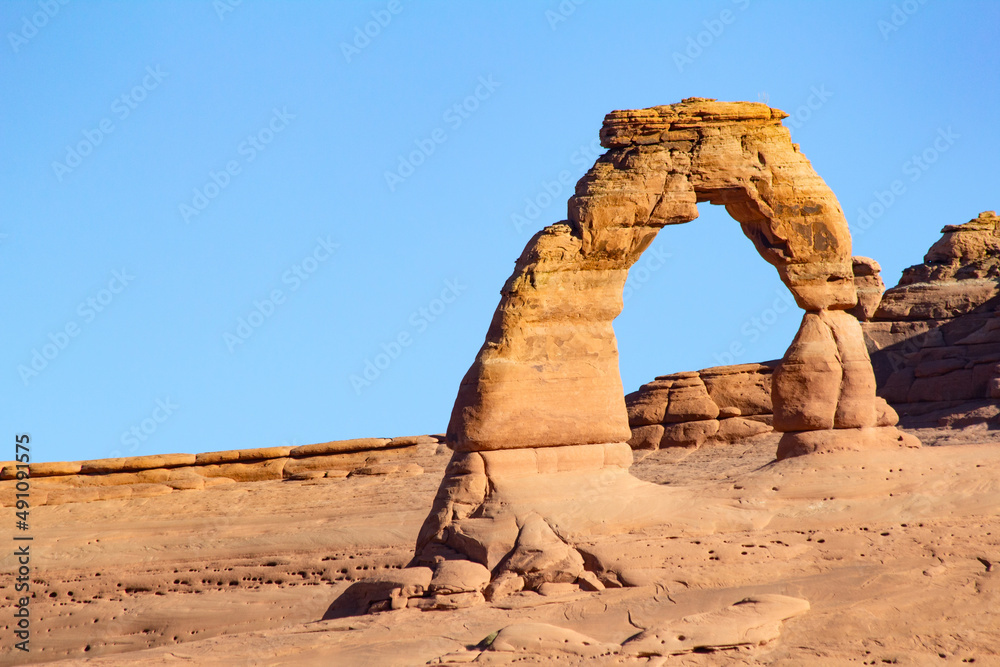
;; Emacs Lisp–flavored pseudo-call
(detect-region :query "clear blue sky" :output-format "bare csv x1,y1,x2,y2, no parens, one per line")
3,1,997,463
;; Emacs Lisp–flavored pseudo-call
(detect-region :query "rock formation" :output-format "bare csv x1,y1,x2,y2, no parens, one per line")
625,363,776,450
445,99,908,458
393,98,914,600
849,256,886,321
864,210,1000,426
623,212,1000,446
623,258,902,453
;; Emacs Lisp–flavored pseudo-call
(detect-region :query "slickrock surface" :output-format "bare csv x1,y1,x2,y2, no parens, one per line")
4,429,1000,665
865,211,1000,430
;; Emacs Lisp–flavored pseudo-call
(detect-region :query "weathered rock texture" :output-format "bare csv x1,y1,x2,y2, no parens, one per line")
625,363,777,450
849,256,886,321
402,98,911,597
0,435,442,506
620,594,811,657
864,211,1000,427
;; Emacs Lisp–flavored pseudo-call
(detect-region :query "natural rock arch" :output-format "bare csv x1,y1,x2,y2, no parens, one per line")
411,98,918,584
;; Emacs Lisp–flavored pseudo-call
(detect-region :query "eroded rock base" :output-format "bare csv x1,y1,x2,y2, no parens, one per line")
328,443,774,615
776,426,921,460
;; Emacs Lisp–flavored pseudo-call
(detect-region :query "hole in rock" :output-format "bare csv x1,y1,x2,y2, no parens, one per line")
617,203,800,395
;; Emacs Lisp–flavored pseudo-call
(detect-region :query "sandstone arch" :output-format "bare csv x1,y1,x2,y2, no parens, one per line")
412,98,918,584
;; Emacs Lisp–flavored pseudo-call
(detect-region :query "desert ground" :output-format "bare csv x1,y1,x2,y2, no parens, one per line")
3,426,999,666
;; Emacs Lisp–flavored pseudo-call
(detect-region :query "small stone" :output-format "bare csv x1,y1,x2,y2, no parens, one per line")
537,582,580,596
408,591,485,611
484,572,524,602
575,570,605,592
429,560,491,595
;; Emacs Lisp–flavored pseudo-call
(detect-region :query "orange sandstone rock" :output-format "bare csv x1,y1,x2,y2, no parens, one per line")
415,98,908,585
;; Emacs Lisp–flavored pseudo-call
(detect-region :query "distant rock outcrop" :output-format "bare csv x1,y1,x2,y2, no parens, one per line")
626,363,776,450
864,211,1000,426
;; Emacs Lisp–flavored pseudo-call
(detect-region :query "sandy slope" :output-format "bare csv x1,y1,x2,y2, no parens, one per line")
3,432,1000,666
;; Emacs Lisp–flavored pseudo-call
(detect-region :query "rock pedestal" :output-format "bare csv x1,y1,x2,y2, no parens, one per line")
772,308,918,458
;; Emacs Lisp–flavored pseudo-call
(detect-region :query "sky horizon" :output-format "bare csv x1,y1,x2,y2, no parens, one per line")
3,1,998,463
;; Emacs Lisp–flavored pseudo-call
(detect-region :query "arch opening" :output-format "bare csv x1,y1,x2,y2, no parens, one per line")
615,201,796,392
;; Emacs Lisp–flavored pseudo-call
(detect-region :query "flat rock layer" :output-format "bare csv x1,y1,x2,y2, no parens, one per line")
0,435,443,507
625,362,777,451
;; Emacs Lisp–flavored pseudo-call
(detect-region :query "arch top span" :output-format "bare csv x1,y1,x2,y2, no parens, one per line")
575,97,855,311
